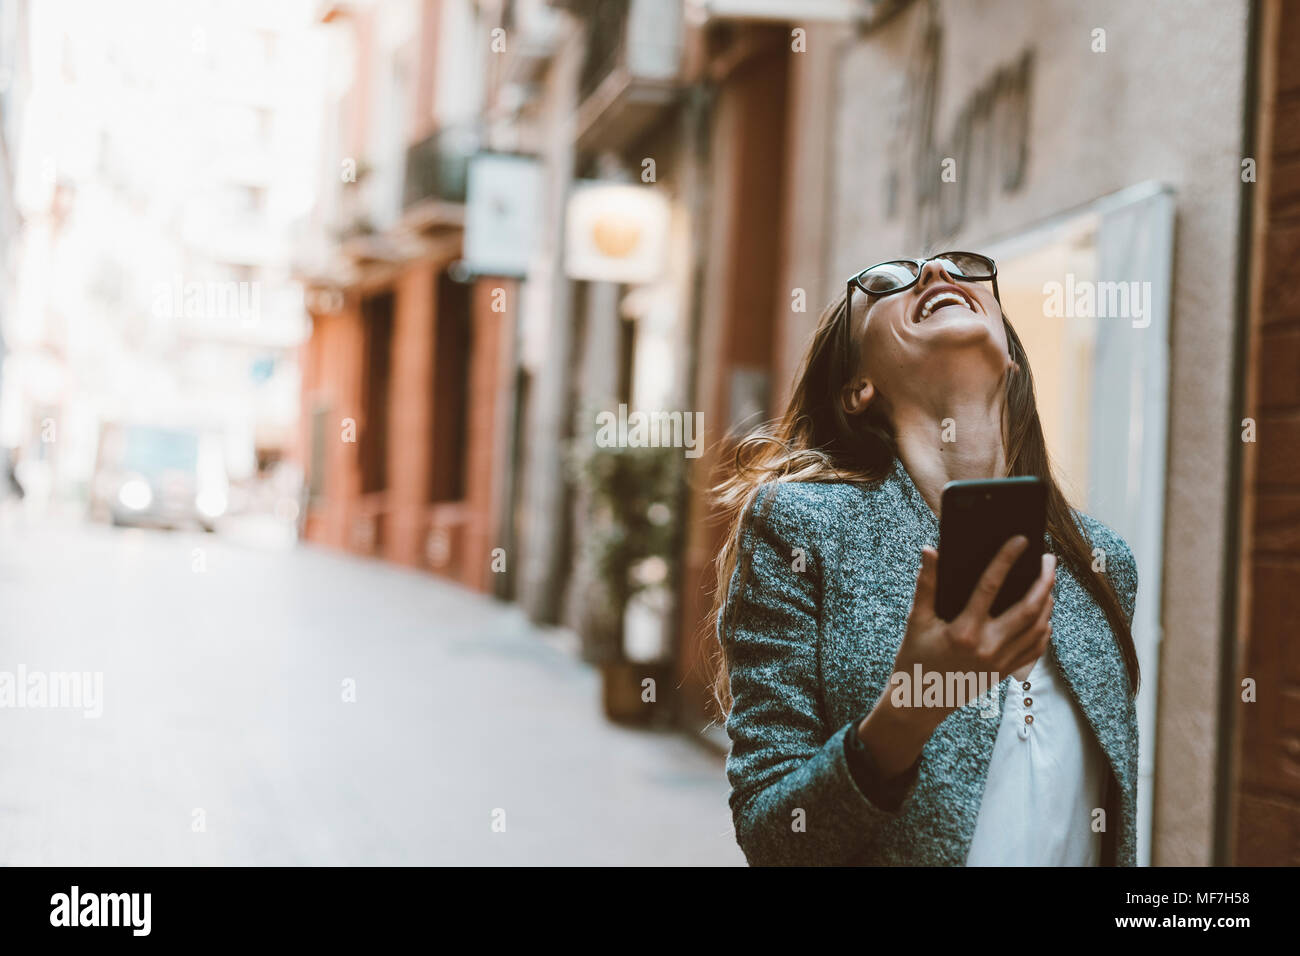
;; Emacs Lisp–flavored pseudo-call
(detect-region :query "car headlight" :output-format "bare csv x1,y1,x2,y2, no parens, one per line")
196,488,227,519
118,478,152,511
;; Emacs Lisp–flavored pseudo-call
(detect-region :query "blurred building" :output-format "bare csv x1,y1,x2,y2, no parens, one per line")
291,0,1296,865
0,0,28,418
2,0,321,516
293,0,511,587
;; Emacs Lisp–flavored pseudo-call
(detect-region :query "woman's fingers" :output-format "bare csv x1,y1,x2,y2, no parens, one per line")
1006,623,1053,678
1001,589,1054,669
911,547,938,620
991,552,1056,637
959,535,1028,624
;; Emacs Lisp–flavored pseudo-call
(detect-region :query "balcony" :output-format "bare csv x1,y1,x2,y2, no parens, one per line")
400,125,479,234
498,0,565,85
571,0,683,153
685,0,875,23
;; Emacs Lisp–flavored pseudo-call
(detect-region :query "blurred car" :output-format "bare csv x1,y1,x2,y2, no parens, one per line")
90,423,229,532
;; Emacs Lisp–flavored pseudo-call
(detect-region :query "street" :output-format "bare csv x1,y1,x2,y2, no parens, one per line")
0,520,743,866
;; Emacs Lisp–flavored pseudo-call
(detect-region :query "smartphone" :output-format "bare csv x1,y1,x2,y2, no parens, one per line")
935,477,1047,622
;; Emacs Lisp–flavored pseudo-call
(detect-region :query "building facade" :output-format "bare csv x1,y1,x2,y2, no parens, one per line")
1231,0,1300,868
295,0,513,590
4,0,317,520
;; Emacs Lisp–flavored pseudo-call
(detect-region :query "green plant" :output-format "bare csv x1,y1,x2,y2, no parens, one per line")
574,440,683,663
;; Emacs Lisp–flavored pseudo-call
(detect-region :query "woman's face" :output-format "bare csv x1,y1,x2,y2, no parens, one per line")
847,258,1012,411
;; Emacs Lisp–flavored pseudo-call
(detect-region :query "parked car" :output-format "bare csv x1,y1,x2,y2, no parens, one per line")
90,423,228,532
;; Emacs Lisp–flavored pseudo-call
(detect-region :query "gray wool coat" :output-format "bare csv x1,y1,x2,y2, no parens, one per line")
720,456,1140,866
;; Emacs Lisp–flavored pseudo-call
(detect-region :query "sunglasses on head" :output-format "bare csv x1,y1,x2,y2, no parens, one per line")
846,251,1000,311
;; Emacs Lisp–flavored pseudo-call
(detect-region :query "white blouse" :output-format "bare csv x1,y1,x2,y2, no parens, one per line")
965,644,1107,866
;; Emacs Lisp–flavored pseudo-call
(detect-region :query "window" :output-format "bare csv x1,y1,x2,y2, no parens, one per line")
309,407,329,500
617,315,636,405
428,272,472,503
360,292,395,495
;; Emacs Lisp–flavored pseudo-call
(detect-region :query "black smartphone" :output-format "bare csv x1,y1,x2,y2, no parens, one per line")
935,477,1047,622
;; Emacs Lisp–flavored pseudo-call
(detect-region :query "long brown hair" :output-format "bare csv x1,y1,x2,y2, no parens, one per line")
708,288,1140,714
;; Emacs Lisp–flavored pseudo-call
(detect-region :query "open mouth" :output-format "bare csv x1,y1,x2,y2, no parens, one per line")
913,285,976,324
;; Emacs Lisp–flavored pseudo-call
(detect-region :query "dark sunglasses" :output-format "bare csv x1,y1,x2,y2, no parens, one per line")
846,251,1000,312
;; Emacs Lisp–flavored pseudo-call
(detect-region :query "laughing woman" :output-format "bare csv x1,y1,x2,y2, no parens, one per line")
713,252,1140,866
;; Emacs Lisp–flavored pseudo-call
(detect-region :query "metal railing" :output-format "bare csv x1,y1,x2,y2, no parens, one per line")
401,125,480,211
578,0,630,101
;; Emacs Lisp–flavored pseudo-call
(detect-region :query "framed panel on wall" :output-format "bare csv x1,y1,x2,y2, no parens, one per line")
983,182,1175,867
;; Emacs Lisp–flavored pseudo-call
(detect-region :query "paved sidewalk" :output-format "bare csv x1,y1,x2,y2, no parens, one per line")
0,521,744,865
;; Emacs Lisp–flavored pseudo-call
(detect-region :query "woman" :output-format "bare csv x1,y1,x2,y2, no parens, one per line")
712,252,1140,866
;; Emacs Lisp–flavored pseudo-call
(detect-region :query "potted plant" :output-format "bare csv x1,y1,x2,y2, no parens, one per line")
575,440,683,725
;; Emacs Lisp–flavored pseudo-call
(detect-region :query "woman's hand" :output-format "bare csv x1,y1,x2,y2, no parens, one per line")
856,536,1056,778
899,535,1056,710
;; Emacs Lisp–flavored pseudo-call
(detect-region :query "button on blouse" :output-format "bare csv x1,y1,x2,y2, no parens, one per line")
965,643,1107,866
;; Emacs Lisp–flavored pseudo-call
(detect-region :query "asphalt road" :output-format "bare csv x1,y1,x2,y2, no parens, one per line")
0,519,743,866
